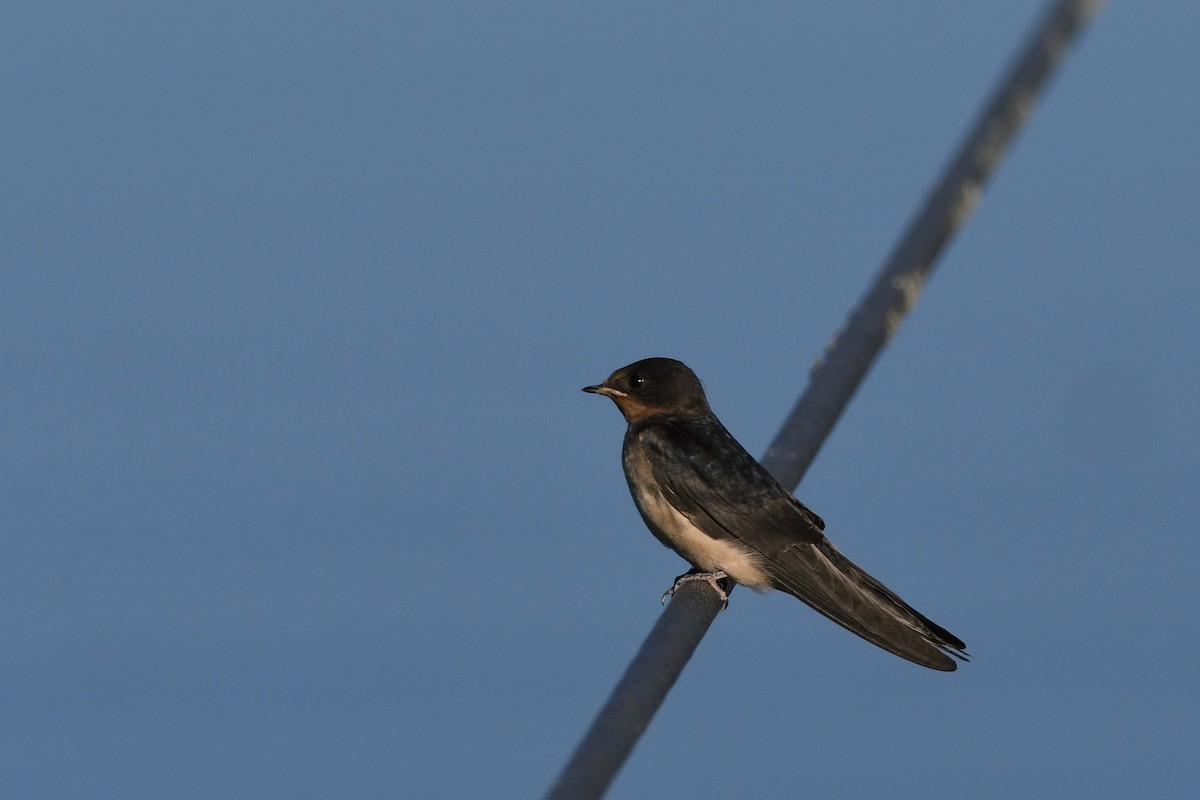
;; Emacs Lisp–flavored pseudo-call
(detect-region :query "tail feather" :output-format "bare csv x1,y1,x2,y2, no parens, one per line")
769,539,968,671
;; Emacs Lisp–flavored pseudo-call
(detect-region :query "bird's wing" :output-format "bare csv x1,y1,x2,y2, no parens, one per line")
638,418,967,671
635,418,825,547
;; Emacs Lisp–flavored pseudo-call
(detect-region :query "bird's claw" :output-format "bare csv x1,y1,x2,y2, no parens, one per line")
661,570,731,610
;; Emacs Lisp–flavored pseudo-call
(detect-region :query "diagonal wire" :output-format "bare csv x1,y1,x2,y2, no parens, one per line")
546,2,1105,798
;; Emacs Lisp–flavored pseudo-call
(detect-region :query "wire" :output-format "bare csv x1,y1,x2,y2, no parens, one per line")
546,3,1105,798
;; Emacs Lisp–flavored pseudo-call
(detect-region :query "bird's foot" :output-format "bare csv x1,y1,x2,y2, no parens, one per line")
661,569,731,610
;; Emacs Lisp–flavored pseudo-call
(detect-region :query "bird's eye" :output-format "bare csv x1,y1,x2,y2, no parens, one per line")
628,373,646,389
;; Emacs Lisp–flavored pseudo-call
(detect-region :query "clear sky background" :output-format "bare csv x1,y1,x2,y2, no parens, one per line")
4,2,1198,798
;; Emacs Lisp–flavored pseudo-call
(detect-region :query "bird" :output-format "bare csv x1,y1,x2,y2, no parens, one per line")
583,357,967,671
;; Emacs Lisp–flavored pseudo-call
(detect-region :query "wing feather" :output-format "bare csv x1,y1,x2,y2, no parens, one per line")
635,417,968,670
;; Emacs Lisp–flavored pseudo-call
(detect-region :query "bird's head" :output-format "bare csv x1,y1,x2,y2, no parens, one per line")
583,357,711,423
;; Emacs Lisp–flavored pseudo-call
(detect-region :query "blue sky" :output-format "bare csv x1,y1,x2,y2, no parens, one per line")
4,2,1198,798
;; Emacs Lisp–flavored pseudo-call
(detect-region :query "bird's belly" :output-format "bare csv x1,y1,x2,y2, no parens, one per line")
629,482,771,589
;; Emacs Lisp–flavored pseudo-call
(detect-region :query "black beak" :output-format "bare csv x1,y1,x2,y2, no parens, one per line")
582,383,626,398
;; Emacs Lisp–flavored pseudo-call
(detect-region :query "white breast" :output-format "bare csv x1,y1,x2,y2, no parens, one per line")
629,479,772,590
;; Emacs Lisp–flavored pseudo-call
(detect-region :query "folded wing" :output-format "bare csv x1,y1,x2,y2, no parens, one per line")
637,418,968,671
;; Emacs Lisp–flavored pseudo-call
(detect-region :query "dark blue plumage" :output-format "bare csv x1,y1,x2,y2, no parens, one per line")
585,357,967,671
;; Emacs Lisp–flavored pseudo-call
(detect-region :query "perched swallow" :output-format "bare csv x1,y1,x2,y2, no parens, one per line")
584,357,967,671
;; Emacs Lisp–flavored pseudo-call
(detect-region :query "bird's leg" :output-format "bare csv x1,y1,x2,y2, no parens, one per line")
661,569,731,610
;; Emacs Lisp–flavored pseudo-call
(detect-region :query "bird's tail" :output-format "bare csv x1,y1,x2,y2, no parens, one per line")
771,539,968,671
